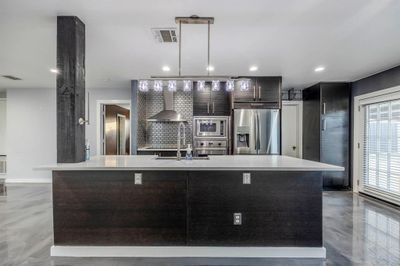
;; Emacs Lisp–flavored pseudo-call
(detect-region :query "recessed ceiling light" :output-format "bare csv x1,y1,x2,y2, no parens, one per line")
50,68,60,74
249,66,258,72
162,66,170,72
314,66,325,72
206,65,215,72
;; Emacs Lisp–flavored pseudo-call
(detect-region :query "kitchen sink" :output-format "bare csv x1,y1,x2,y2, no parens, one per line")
155,156,210,160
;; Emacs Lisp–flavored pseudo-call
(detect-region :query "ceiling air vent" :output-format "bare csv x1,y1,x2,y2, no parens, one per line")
2,75,22,80
151,28,177,43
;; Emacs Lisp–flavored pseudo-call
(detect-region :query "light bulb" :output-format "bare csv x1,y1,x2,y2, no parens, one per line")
183,80,192,92
168,80,177,92
197,80,206,91
153,80,163,92
226,80,235,92
211,80,220,91
240,80,250,91
138,80,149,92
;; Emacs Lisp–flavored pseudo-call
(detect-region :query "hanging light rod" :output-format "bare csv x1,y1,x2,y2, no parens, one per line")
149,76,248,81
175,16,214,25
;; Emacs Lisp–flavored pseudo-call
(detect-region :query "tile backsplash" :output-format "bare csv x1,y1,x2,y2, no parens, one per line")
137,89,193,148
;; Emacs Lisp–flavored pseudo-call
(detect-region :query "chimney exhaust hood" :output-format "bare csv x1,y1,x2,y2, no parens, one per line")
147,90,187,123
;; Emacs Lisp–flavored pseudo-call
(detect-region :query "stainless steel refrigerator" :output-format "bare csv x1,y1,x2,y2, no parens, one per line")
233,109,280,155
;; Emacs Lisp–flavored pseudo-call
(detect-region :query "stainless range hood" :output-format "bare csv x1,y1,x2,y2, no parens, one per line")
147,90,187,122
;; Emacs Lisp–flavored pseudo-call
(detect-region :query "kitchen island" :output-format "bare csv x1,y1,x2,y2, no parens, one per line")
40,155,343,258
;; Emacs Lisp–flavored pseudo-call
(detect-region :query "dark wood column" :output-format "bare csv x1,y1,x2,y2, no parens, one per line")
57,16,85,163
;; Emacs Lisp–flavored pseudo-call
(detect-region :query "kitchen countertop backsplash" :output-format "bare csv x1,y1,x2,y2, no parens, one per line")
136,89,193,149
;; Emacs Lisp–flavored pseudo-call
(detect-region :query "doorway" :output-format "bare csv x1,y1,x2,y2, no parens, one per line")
281,101,303,158
98,101,131,155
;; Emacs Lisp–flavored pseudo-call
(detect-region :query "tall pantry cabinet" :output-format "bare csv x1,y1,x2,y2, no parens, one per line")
302,82,351,189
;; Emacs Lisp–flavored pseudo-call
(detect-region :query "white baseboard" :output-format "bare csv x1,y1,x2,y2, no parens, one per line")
51,246,326,258
5,178,51,184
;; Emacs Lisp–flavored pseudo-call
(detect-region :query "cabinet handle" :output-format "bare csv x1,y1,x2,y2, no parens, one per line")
207,102,210,114
322,102,326,115
322,119,327,131
258,86,261,100
212,102,215,114
253,85,256,101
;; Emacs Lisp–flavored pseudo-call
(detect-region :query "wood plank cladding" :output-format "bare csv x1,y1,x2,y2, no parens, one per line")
53,170,322,247
56,16,86,163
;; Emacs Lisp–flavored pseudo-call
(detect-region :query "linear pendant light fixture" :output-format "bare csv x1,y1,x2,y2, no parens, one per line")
139,15,250,92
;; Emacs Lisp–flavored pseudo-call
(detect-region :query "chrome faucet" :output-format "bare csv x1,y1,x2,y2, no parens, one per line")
177,122,186,161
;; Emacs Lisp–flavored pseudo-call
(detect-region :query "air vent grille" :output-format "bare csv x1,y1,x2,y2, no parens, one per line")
2,75,22,80
151,28,177,43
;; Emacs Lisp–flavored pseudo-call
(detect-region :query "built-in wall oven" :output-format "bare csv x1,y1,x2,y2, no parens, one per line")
193,116,230,156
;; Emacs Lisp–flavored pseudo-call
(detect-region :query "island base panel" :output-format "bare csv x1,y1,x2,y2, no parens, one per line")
52,170,322,248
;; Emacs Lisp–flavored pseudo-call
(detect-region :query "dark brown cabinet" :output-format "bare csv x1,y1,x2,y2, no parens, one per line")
233,77,282,108
53,171,187,245
302,82,350,189
53,170,323,247
187,171,322,247
193,81,231,116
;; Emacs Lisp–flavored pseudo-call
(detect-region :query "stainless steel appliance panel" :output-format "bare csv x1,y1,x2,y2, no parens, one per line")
234,109,280,155
194,116,229,138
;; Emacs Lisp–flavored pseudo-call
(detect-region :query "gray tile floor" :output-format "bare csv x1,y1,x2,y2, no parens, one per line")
0,185,399,266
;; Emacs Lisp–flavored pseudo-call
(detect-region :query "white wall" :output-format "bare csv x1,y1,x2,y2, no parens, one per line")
4,87,130,183
6,88,56,182
0,97,6,155
86,88,131,156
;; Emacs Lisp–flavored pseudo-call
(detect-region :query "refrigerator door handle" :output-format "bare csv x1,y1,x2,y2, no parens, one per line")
254,112,258,150
257,111,261,152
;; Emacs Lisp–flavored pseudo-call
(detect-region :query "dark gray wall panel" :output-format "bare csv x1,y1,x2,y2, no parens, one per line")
352,65,400,97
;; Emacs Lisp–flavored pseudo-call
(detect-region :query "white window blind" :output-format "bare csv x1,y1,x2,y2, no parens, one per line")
363,100,400,204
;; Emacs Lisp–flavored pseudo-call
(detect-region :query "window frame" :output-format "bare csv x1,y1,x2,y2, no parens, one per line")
354,85,400,205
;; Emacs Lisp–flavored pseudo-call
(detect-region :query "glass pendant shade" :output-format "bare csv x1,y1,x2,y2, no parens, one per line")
183,80,192,92
226,80,235,92
211,80,220,91
138,80,149,92
197,80,206,91
168,80,177,92
240,80,250,91
153,80,163,92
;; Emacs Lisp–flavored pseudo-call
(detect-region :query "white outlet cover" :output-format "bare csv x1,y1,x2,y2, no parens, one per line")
134,173,142,185
243,173,251,184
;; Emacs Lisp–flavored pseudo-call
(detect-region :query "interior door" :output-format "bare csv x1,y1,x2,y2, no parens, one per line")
282,103,302,158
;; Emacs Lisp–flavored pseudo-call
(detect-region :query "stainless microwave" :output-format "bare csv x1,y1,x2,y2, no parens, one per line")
193,116,230,138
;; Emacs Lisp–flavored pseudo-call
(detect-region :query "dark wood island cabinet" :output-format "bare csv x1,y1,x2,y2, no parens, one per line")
43,155,342,258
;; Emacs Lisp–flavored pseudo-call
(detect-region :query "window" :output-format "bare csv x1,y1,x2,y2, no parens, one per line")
363,100,400,203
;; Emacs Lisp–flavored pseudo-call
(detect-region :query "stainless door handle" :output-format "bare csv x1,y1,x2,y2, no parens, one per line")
207,102,210,114
322,119,327,131
322,102,326,115
253,85,256,101
258,86,261,100
254,114,257,150
257,111,261,153
212,102,215,114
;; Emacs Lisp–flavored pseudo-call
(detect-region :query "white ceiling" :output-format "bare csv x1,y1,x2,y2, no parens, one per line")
1,0,400,91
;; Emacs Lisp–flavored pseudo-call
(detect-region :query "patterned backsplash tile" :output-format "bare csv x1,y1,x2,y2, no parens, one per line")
137,89,193,148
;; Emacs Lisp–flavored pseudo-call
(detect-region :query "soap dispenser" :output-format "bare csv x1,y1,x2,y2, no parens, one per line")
185,144,193,160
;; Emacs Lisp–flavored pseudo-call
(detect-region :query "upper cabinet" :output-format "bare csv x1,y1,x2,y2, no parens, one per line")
193,82,231,116
233,76,282,108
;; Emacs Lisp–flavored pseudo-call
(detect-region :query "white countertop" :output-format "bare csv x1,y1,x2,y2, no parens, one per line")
37,155,344,171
